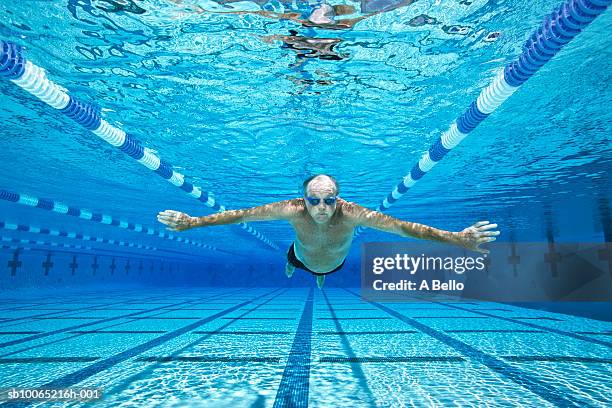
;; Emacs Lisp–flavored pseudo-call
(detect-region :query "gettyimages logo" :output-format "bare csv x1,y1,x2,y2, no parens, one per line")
361,242,612,302
371,253,486,275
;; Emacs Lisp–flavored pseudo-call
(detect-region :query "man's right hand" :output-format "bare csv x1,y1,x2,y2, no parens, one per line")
157,210,197,232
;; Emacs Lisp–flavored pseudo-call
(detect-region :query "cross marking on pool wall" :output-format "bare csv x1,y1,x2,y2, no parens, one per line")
70,255,78,275
110,258,116,275
150,261,154,274
598,243,612,276
508,242,520,277
544,239,562,278
138,260,143,275
92,256,99,275
42,252,54,276
482,255,491,276
8,250,22,276
125,260,130,275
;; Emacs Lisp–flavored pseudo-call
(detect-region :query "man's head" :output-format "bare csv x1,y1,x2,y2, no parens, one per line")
308,3,356,25
303,174,339,224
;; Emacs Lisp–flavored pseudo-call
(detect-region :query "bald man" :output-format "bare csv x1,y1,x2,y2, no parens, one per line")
157,174,500,288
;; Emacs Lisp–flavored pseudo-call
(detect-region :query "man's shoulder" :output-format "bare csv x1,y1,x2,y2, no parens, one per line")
283,198,306,214
338,199,381,221
338,199,365,218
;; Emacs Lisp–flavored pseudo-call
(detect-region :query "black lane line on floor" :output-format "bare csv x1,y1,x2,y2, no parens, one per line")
8,291,275,400
320,356,466,363
68,331,167,334
575,331,612,335
193,331,293,335
445,330,545,333
320,356,612,364
434,302,612,348
0,290,250,360
0,289,244,350
137,356,281,363
104,289,286,398
318,331,419,335
503,356,612,363
0,289,167,325
273,288,314,408
4,308,73,311
0,288,145,312
0,332,42,335
344,289,585,408
0,357,99,363
222,317,296,320
322,290,377,407
0,290,193,329
412,316,489,319
317,317,391,320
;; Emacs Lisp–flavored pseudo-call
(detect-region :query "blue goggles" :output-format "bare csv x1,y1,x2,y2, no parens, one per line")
306,196,337,206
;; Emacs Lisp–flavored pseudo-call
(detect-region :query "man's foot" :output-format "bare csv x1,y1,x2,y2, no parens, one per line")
285,263,295,278
316,275,325,289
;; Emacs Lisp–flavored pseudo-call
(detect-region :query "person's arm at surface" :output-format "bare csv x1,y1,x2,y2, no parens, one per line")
344,202,499,253
157,199,301,232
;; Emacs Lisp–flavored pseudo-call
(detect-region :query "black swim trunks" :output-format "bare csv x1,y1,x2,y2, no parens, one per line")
287,243,345,276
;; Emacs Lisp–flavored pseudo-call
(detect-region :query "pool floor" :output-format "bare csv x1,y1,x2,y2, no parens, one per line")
0,287,610,407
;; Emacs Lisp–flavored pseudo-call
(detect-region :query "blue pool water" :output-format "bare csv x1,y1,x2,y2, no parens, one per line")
0,0,611,406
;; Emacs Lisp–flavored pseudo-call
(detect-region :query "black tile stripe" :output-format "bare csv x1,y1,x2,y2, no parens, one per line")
193,331,292,335
0,290,253,360
273,288,314,408
0,289,172,325
222,317,296,320
0,357,98,363
136,356,280,363
68,331,167,334
435,302,612,348
503,356,612,363
13,294,270,394
322,291,378,407
100,289,287,398
344,289,586,408
445,329,545,333
318,330,418,335
384,289,612,348
320,356,466,363
0,289,245,351
413,316,489,319
317,317,391,320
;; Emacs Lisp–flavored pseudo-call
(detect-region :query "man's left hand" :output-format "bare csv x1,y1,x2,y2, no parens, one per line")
457,221,500,254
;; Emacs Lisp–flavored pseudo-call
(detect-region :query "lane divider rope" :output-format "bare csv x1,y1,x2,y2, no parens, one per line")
355,0,610,235
0,219,157,252
0,189,217,253
0,42,278,251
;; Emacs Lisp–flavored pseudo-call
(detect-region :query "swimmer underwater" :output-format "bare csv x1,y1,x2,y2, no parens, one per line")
157,174,500,288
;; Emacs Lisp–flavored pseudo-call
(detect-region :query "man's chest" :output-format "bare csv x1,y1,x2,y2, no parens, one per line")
292,220,354,247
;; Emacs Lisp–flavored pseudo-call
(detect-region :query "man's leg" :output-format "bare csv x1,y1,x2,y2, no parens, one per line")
285,262,295,278
316,274,325,289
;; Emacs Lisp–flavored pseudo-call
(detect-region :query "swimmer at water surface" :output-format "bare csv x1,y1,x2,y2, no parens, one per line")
157,174,499,288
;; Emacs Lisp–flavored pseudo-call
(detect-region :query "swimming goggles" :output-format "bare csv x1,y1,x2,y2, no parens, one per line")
306,196,337,206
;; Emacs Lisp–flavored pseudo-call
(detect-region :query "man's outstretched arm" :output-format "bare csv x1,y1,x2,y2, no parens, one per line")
157,199,301,232
345,203,499,253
